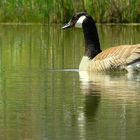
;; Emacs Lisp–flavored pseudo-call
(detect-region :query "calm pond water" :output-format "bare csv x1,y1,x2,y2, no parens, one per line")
0,24,140,140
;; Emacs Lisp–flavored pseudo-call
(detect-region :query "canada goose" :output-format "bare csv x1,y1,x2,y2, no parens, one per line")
62,12,140,73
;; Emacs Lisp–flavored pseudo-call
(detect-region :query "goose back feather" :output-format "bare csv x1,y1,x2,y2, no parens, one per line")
89,44,140,72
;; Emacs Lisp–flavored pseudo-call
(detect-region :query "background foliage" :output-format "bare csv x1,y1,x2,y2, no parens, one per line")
0,0,140,23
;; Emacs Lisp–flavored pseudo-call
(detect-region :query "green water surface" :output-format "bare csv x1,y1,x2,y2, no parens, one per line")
0,24,140,140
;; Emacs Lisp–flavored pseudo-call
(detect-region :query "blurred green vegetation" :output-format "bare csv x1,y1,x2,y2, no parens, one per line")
0,0,140,23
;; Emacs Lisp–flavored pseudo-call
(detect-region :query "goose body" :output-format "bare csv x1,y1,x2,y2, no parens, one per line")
62,12,140,73
88,44,140,72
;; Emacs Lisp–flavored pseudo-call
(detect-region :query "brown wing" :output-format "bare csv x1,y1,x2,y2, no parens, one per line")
89,44,140,72
94,44,140,61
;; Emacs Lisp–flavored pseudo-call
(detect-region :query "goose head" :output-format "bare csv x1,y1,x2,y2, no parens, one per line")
62,12,88,29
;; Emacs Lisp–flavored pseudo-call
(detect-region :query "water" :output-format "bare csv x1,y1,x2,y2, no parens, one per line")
0,24,140,140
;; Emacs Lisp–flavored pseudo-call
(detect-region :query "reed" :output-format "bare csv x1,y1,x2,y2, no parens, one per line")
0,0,139,23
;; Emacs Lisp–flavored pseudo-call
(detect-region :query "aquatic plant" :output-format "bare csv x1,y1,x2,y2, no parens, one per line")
0,0,139,23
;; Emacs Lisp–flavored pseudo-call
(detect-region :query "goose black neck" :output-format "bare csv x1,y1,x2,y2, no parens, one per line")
82,16,101,59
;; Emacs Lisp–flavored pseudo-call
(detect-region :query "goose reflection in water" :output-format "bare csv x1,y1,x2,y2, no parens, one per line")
78,71,140,139
80,80,101,118
79,71,140,101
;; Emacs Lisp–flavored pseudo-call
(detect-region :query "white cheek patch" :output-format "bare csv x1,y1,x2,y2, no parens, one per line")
75,16,86,28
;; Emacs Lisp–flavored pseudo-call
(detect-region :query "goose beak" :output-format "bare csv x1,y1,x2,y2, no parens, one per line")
62,21,72,29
